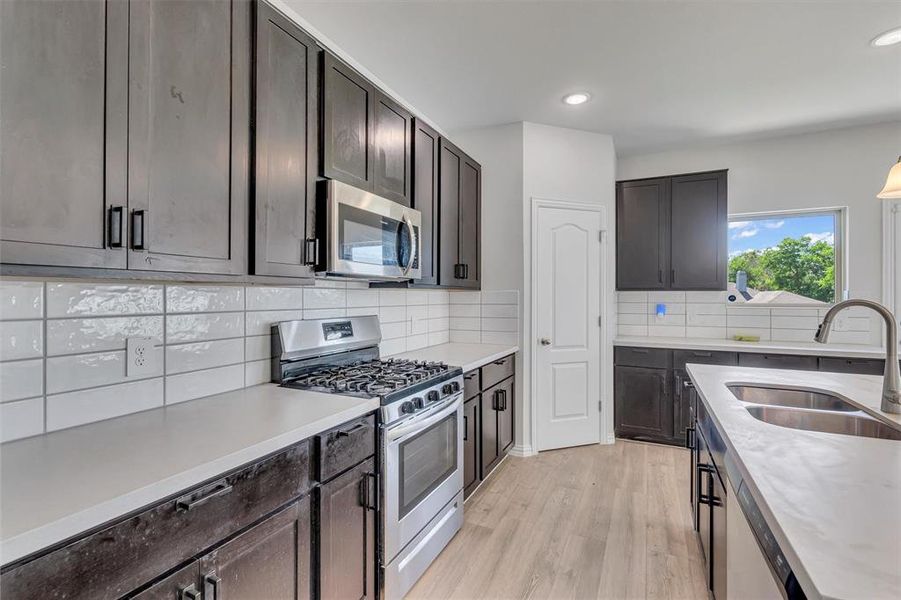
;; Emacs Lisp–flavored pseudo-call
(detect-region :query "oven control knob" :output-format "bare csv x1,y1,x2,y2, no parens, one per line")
442,384,454,396
401,401,416,414
426,390,439,403
451,381,461,393
412,397,425,410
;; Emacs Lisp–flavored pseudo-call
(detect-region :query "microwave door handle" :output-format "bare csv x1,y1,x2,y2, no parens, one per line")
402,214,416,276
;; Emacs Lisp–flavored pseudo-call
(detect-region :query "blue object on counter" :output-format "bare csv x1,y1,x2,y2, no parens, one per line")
656,303,666,317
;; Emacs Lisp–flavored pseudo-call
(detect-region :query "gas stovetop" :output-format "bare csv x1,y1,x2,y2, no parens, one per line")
282,358,457,401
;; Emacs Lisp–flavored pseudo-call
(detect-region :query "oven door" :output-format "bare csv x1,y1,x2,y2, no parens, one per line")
384,394,463,562
326,180,421,280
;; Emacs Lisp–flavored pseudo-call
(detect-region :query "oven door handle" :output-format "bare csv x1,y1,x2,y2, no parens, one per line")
387,395,462,442
402,214,416,276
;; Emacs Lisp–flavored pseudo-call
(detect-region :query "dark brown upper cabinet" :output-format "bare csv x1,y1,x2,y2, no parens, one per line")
252,1,320,278
439,139,481,289
0,0,128,269
372,92,413,206
670,171,727,289
616,170,727,291
127,0,250,275
412,119,440,285
321,52,375,191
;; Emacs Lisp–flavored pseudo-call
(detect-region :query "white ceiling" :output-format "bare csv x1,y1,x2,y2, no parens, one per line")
286,0,901,156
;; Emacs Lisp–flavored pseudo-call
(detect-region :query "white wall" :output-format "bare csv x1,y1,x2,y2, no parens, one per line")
455,122,617,453
618,121,901,311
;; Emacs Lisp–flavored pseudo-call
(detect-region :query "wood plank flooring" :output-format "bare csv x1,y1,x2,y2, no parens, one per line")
406,440,709,600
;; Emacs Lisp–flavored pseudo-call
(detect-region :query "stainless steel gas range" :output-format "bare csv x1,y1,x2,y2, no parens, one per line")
272,315,464,600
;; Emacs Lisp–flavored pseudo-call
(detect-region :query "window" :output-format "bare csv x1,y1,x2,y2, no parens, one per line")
728,209,844,305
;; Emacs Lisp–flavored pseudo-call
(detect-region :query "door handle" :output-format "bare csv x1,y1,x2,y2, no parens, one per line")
359,472,378,511
131,209,146,250
175,479,232,511
539,338,551,346
335,421,369,438
463,415,468,441
204,573,221,600
401,214,416,276
303,238,319,266
108,206,123,248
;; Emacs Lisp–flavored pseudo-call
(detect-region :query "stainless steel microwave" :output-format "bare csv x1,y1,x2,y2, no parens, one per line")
324,180,422,280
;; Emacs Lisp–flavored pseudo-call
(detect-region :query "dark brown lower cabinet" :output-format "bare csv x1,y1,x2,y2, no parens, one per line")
318,457,377,600
614,365,673,444
495,378,514,454
479,392,500,479
463,396,480,498
131,561,200,600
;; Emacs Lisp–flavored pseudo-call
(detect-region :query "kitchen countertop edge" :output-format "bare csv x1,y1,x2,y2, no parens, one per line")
615,335,886,359
387,342,520,372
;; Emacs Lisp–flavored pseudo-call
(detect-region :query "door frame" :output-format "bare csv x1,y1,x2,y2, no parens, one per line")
884,200,901,344
529,197,610,452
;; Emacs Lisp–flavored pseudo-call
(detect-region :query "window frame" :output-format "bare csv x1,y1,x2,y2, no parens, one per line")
727,206,847,306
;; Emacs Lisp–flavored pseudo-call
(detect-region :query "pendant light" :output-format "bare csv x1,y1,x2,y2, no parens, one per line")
878,156,901,199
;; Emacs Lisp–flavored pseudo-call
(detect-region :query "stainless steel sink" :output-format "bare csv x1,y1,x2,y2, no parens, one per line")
728,384,858,412
745,405,901,441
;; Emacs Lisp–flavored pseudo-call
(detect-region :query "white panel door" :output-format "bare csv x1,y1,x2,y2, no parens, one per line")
535,203,602,451
893,202,901,343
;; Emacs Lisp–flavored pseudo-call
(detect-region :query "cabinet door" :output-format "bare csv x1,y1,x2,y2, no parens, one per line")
200,498,311,600
252,1,319,278
438,139,462,286
127,0,249,274
738,353,818,371
614,365,674,442
670,171,727,290
319,458,376,600
372,92,412,205
412,119,440,285
457,155,481,289
322,53,374,191
480,391,500,479
616,178,669,290
0,0,127,269
131,562,199,600
463,396,480,498
494,377,515,455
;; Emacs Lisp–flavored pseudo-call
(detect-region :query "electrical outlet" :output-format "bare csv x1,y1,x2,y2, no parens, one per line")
126,337,158,378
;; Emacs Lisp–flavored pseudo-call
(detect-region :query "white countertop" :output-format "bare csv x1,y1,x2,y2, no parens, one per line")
615,335,887,359
0,384,379,565
388,342,519,372
687,364,901,600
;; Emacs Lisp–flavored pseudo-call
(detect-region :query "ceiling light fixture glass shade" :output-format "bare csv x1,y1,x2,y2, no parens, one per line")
563,92,590,105
877,156,901,199
871,27,901,47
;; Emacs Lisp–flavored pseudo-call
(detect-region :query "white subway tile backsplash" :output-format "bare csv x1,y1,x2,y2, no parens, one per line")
428,317,450,333
381,322,407,340
449,317,480,331
449,330,481,343
770,329,818,343
618,313,647,326
406,290,429,306
166,286,244,313
46,348,163,394
647,303,686,315
481,290,518,305
167,312,244,343
244,360,271,386
428,331,450,346
480,331,518,345
303,287,346,310
46,316,163,356
726,327,772,341
0,320,43,360
428,304,449,319
1,397,44,442
303,308,346,320
449,304,480,318
827,330,874,345
246,287,304,311
407,305,429,335
684,291,728,304
47,378,163,432
379,338,407,356
648,324,686,337
346,289,379,308
378,290,407,307
648,314,686,327
428,290,450,305
449,291,480,304
166,364,244,405
727,306,769,317
246,310,303,336
405,334,430,351
47,283,163,317
727,314,771,329
618,324,649,337
771,316,819,330
378,306,406,324
0,281,43,320
166,339,244,375
648,291,686,303
480,304,516,318
481,318,518,332
0,359,43,402
617,302,648,315
617,291,648,303
686,326,728,339
346,307,378,318
245,335,272,361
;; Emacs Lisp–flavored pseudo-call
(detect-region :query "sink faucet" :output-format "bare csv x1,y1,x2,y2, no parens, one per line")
815,299,901,414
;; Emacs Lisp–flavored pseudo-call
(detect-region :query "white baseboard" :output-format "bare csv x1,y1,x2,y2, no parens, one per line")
509,444,536,457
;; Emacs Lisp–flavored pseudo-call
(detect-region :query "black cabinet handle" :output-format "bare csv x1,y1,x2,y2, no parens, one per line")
685,426,695,450
454,263,464,279
303,238,319,266
464,373,477,380
671,269,676,284
463,415,468,441
658,269,663,284
175,479,232,511
493,359,507,366
359,472,378,511
691,351,713,358
131,210,146,250
683,379,695,389
335,421,368,438
108,206,123,248
631,348,649,354
204,573,222,600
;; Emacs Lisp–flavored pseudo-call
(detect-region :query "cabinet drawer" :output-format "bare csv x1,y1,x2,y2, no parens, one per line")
316,414,376,482
481,354,515,390
819,357,885,375
614,346,672,369
463,369,481,400
738,353,817,371
0,441,312,600
673,349,738,369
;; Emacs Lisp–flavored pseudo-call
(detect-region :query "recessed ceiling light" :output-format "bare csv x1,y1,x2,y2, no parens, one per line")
563,92,591,105
871,26,901,47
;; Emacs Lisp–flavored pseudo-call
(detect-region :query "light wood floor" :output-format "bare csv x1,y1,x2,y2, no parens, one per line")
406,440,708,600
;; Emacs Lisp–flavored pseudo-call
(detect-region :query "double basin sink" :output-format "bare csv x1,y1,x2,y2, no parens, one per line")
728,385,901,441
